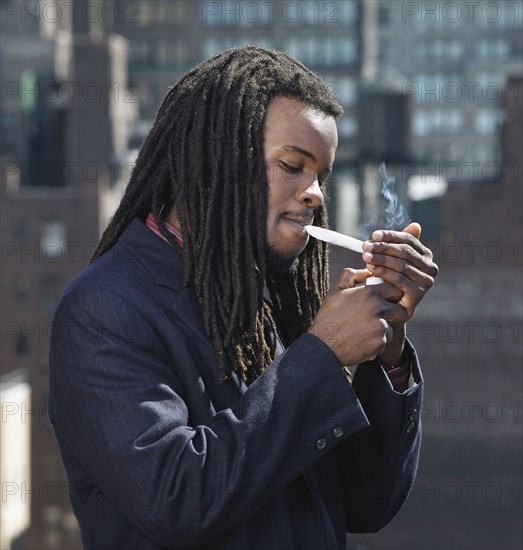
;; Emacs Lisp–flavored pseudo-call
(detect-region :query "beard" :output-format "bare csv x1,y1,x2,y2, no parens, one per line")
265,242,300,274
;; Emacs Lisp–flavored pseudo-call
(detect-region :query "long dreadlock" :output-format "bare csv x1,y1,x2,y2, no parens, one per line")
92,46,343,383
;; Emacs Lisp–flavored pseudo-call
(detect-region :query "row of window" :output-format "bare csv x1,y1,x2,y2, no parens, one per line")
411,139,502,168
129,35,359,70
414,37,516,63
412,107,504,136
405,70,506,104
284,36,359,67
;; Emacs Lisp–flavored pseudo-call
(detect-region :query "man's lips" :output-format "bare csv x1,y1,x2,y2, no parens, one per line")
283,216,313,227
283,218,312,234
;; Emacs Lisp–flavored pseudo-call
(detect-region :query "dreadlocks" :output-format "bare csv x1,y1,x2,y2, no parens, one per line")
92,46,343,383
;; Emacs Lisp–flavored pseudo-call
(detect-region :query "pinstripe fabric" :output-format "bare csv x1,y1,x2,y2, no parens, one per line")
48,218,423,549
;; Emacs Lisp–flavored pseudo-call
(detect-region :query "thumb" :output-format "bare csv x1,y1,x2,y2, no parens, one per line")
403,222,422,240
334,268,372,290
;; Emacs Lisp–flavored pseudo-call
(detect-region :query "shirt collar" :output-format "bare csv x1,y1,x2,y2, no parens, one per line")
145,212,184,248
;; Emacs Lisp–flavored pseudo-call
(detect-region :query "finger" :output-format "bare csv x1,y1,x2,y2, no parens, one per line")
378,302,409,325
402,222,421,239
366,280,403,303
377,318,393,346
366,262,435,296
334,268,372,290
368,264,433,317
362,243,438,277
364,251,438,281
367,229,432,258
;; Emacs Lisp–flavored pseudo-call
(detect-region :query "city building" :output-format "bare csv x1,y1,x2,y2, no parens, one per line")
376,0,523,182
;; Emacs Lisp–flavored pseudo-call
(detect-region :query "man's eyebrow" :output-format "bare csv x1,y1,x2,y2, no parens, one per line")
276,145,316,162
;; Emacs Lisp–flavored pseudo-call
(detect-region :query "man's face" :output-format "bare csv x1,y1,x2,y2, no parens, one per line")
263,96,338,272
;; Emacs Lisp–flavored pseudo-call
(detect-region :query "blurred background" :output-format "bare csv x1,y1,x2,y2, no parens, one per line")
0,1,521,548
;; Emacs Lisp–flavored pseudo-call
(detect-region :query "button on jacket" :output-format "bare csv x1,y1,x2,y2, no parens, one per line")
48,218,424,549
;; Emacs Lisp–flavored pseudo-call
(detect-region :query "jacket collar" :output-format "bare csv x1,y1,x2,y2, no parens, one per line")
118,218,185,291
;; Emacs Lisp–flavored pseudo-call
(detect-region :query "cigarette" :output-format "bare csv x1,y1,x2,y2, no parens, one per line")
304,225,383,285
304,225,364,253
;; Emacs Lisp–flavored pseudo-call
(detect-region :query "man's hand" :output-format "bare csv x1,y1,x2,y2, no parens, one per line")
362,223,438,320
309,268,409,366
361,222,439,365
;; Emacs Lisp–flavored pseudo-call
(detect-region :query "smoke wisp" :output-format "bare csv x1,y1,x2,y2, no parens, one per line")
362,163,411,238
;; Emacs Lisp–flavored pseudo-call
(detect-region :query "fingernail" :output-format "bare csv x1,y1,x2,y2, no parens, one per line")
372,231,383,240
363,252,373,261
362,241,374,251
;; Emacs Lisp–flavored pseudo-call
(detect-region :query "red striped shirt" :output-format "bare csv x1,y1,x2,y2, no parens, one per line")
383,359,411,393
145,213,183,248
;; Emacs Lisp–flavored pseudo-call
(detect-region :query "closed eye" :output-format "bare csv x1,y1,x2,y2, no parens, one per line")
280,161,302,174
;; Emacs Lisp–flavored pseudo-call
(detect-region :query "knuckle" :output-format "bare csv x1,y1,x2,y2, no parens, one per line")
394,272,404,285
402,244,416,261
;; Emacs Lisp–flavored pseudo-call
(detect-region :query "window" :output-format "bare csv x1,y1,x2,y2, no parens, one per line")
337,116,358,138
202,37,272,59
476,38,510,60
158,0,188,24
128,39,154,65
475,108,502,135
412,109,430,136
284,37,357,67
416,39,464,63
475,70,504,86
40,222,65,261
412,108,464,136
135,1,155,26
323,75,357,107
410,72,462,103
157,40,188,66
0,110,18,155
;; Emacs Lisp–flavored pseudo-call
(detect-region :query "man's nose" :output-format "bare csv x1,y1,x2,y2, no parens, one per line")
298,178,324,209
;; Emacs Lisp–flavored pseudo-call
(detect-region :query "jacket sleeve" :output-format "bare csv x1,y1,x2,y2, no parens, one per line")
48,285,371,547
336,339,423,533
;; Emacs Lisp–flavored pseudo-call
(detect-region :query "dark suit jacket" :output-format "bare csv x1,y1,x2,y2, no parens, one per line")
48,218,423,549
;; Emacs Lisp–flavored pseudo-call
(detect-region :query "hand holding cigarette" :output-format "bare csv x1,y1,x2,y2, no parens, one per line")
306,223,438,366
360,223,439,321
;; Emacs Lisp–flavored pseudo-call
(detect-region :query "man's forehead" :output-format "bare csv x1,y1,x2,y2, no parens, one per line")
264,97,338,152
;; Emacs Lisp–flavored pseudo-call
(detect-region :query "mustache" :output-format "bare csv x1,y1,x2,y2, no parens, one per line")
280,210,314,224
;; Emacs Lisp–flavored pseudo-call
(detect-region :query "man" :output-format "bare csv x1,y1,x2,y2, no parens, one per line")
49,46,438,549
